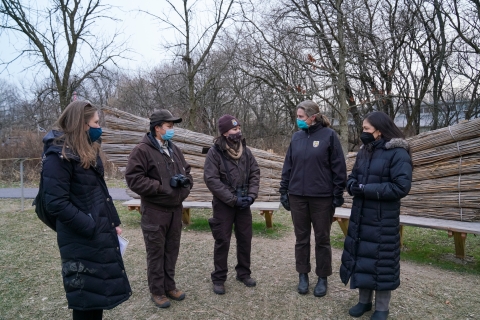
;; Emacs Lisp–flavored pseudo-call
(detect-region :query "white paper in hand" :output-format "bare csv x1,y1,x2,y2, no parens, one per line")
118,235,129,257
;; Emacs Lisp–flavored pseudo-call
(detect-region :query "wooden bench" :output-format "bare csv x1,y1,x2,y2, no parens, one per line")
333,207,480,259
123,199,281,229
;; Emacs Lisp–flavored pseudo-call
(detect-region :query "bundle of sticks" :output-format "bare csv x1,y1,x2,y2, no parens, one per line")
100,107,283,202
344,118,480,221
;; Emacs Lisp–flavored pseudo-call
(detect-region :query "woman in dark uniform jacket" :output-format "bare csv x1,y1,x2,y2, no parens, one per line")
280,100,347,297
42,101,131,320
340,111,412,320
203,114,260,295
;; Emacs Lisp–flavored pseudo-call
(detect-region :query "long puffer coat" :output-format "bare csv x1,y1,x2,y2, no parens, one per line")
340,138,412,291
42,130,132,310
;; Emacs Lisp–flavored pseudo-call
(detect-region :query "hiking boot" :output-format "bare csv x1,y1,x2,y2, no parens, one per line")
370,310,389,320
349,302,372,317
313,277,327,297
297,273,309,294
167,289,185,301
236,276,257,287
213,283,225,295
151,294,171,308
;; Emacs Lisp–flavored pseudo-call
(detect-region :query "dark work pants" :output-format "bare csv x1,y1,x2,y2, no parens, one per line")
289,195,334,277
72,309,103,320
210,196,253,284
141,205,183,296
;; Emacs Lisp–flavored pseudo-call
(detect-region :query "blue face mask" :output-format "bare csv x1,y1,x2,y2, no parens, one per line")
88,126,102,142
296,118,309,129
161,129,175,141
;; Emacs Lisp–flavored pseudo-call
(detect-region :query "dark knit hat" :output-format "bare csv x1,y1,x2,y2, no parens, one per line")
149,109,182,124
218,114,240,134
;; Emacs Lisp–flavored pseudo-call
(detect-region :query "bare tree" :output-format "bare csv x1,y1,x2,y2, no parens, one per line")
141,0,238,130
0,0,128,110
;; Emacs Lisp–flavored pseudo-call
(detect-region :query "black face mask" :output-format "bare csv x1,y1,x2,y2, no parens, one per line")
360,132,376,145
227,132,242,143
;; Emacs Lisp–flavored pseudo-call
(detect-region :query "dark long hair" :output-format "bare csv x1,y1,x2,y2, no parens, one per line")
364,111,404,141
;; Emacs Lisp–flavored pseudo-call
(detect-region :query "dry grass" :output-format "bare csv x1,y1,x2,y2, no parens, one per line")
1,199,480,320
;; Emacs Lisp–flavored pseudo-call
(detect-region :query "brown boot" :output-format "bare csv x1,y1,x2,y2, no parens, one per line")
151,294,171,308
167,289,185,301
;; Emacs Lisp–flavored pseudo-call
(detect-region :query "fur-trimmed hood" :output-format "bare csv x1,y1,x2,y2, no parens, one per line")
384,138,410,151
360,138,410,151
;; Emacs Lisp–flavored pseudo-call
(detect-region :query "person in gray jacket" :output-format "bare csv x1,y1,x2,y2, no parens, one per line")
280,100,346,297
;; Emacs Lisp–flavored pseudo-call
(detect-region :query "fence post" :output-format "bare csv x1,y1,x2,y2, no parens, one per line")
20,159,25,211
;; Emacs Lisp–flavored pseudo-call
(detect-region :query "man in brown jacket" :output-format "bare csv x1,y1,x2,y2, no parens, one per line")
125,109,193,309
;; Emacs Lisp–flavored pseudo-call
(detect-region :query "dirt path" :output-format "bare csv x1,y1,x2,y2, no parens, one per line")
2,205,479,320
107,228,480,320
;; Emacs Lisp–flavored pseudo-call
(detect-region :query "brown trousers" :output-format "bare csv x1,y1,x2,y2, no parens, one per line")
289,195,334,278
141,205,183,296
209,196,253,284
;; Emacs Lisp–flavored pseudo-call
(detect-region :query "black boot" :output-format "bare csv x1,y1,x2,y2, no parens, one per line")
313,277,327,297
370,310,389,320
297,273,309,294
349,302,372,317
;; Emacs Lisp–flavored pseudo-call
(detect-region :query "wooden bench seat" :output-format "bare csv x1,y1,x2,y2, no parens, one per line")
123,199,280,229
333,207,480,259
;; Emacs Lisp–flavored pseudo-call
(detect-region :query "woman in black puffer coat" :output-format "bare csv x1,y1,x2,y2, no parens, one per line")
42,101,131,320
340,111,412,320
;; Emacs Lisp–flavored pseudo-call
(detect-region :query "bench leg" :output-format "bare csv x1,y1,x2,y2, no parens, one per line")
335,218,349,236
448,231,467,259
128,205,141,213
263,210,273,229
182,208,191,225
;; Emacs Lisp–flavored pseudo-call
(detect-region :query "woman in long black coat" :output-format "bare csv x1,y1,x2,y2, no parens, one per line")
42,101,131,320
340,111,412,320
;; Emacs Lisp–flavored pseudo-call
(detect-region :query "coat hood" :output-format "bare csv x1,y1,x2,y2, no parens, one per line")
384,138,410,151
360,138,410,152
42,130,63,154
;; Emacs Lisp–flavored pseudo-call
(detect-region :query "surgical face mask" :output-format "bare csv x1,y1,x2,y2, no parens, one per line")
360,132,376,145
227,132,242,143
296,118,309,129
88,126,102,142
161,129,175,141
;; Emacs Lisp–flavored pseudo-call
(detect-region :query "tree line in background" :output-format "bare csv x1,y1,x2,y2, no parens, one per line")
1,0,479,155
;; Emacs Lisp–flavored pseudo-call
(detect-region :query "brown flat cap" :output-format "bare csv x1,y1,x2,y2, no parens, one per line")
149,109,182,124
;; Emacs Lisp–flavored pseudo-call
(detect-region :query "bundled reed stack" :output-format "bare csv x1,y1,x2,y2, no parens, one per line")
344,118,480,222
100,107,284,202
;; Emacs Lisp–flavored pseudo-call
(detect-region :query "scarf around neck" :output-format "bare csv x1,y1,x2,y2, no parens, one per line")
226,143,243,160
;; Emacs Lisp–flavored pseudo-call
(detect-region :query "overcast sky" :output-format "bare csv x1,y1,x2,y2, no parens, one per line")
0,0,185,86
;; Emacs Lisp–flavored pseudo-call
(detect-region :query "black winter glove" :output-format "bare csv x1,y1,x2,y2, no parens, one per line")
235,196,246,207
350,183,365,197
332,196,344,208
236,196,250,210
280,193,290,211
246,196,254,205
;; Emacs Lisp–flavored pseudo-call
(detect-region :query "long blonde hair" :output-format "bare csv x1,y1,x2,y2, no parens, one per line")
56,101,99,169
297,100,331,127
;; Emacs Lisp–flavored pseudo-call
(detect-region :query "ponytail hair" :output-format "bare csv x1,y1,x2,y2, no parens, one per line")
296,100,330,127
